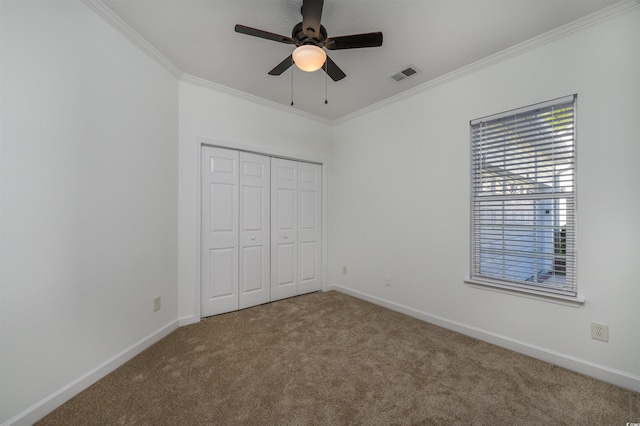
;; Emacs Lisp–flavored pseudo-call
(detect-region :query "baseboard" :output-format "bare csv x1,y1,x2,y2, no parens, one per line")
327,283,640,393
3,319,180,426
178,314,199,326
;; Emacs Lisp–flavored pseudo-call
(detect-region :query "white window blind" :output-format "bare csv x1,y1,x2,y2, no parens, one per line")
470,95,577,296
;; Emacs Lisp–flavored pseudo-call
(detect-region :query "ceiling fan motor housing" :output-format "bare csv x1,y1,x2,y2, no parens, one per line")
292,22,327,46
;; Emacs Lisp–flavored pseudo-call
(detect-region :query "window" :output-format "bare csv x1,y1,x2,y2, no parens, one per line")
470,95,577,297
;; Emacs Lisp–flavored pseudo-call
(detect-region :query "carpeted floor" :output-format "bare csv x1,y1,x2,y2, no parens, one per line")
38,291,639,425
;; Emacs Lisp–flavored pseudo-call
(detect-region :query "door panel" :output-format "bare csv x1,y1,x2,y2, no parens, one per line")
271,158,298,301
209,184,235,231
242,186,263,231
239,152,271,309
209,248,235,297
277,189,296,230
298,162,322,294
299,241,317,281
241,245,264,293
276,242,296,285
299,190,317,230
201,147,239,316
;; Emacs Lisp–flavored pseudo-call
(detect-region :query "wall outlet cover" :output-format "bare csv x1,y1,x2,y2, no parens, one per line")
591,322,609,342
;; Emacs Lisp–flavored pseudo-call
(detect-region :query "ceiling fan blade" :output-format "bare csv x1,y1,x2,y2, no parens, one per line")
235,24,295,44
325,32,383,50
302,0,324,38
268,55,294,76
324,55,346,82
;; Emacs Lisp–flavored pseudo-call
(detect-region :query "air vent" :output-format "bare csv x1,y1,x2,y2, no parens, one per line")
390,66,420,82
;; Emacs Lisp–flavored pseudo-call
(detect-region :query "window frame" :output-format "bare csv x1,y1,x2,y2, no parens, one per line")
467,95,581,304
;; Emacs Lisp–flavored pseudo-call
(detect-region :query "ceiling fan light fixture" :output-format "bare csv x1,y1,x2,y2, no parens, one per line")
292,45,326,72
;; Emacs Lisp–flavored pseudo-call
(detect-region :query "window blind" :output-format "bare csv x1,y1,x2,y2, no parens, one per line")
470,95,577,296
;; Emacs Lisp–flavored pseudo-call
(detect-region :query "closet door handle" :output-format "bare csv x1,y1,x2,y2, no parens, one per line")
284,235,288,239
251,236,255,241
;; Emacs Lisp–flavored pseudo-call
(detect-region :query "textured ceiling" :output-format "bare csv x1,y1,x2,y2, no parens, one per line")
99,0,629,121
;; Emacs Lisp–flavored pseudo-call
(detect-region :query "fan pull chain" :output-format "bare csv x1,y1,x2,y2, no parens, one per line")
290,57,294,106
324,61,328,104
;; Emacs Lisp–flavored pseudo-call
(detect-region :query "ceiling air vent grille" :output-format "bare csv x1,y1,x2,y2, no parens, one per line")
391,66,420,82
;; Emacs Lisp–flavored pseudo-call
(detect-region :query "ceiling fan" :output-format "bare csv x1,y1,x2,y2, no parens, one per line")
235,0,383,81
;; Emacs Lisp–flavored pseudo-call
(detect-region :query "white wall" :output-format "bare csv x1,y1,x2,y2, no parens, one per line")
330,9,640,390
0,1,179,423
178,81,333,324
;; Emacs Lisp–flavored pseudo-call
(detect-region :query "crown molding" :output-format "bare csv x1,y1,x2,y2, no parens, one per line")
81,0,183,79
334,0,640,125
180,73,333,126
82,0,331,125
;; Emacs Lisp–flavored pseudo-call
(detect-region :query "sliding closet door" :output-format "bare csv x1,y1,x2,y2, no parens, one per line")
239,152,271,309
201,146,239,317
271,158,298,301
297,162,322,294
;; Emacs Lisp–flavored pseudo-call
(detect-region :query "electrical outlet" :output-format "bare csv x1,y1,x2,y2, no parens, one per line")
153,296,161,312
342,265,348,275
385,276,392,286
591,322,608,342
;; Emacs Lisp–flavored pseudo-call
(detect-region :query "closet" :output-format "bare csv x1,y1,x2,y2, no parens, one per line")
201,146,322,317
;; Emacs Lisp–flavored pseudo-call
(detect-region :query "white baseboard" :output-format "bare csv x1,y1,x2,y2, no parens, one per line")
328,283,640,393
3,320,180,426
179,314,199,326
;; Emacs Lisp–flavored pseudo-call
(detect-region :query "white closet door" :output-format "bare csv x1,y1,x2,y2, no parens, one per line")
239,152,271,309
297,162,322,294
201,146,239,317
271,158,298,301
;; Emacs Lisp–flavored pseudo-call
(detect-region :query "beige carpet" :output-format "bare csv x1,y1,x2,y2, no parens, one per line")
39,291,639,425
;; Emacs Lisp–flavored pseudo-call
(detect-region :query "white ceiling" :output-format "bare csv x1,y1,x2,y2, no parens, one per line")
97,0,629,121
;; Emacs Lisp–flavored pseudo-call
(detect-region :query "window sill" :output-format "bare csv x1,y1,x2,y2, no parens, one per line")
464,279,585,308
